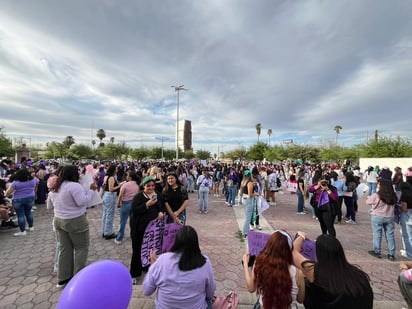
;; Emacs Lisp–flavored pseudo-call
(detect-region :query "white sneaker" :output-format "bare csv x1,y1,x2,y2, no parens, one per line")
400,250,407,257
256,225,262,230
345,219,357,224
114,239,122,245
225,202,230,205
250,225,255,231
14,231,27,236
28,227,34,231
296,212,306,215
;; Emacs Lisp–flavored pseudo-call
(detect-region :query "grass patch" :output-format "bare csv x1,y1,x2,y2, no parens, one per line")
235,230,245,242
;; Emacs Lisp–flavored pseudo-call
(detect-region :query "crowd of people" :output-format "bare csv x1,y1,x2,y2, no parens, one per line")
2,157,412,307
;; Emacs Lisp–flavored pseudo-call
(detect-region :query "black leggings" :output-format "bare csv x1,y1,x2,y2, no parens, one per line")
315,205,336,237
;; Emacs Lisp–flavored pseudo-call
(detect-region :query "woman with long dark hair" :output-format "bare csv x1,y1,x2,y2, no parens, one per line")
114,170,140,245
6,168,39,236
366,179,398,260
343,172,358,224
101,163,125,239
47,165,98,288
142,225,216,309
243,230,305,309
162,172,189,224
293,233,373,308
308,174,338,237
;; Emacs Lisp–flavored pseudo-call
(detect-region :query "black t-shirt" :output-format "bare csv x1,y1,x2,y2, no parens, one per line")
304,276,373,309
162,186,188,212
297,178,305,192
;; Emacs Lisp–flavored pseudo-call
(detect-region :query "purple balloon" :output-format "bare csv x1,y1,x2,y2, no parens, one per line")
57,260,132,309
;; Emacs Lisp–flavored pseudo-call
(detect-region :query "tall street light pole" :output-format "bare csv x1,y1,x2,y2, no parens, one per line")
171,85,188,161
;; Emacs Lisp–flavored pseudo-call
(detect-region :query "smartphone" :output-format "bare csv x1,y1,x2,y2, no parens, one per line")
241,255,256,267
152,194,157,200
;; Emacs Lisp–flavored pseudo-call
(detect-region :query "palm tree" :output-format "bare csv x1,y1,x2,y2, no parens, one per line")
334,125,342,145
267,129,272,146
256,123,262,142
96,129,106,147
63,136,75,148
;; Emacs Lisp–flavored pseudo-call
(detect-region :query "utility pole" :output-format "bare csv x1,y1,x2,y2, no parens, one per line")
171,85,188,161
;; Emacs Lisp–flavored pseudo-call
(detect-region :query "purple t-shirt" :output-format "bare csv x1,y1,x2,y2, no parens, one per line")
11,178,39,200
143,252,216,309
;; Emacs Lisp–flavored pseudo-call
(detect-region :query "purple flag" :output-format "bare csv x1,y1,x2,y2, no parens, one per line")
247,231,271,257
141,218,165,267
162,223,184,252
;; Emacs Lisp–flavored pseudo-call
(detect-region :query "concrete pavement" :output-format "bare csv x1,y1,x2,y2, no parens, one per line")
0,190,408,308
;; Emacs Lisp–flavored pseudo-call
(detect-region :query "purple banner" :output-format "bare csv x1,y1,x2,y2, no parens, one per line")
141,219,165,267
162,223,184,252
248,231,317,261
141,217,183,267
247,231,271,257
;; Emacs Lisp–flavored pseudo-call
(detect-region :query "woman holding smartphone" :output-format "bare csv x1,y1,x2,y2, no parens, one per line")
129,176,164,284
308,175,338,237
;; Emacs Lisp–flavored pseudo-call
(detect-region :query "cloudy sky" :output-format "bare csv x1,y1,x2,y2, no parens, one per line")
0,0,411,155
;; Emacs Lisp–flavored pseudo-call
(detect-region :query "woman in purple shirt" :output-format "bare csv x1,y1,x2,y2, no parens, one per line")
143,225,216,309
6,168,39,236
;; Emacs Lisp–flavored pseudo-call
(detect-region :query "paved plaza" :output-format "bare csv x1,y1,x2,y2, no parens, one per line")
0,190,408,308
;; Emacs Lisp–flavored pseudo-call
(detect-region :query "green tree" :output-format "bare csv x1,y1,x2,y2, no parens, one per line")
0,132,14,158
96,129,106,147
129,147,150,160
226,147,248,162
163,149,176,161
264,145,287,163
334,125,342,145
68,144,94,160
63,136,75,148
182,149,195,160
150,147,163,160
248,142,268,161
255,123,262,142
358,136,412,158
48,141,67,158
196,149,211,160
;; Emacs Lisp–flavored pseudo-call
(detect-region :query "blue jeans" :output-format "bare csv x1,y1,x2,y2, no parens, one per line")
371,214,395,255
243,196,255,235
116,200,132,241
102,192,117,236
198,187,209,211
296,190,304,212
228,186,237,205
367,182,377,196
13,197,35,232
400,210,412,258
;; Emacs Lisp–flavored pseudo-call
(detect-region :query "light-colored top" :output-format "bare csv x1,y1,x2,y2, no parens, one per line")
142,252,216,309
47,181,95,219
79,174,102,206
331,179,345,197
196,175,213,188
119,181,139,201
364,171,378,183
10,178,39,200
366,193,395,217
